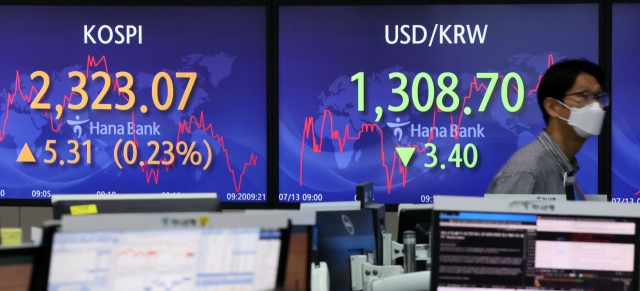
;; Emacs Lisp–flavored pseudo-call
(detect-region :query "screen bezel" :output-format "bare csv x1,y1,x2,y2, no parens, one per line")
272,0,607,209
430,210,640,291
0,1,272,209
0,0,613,207
608,0,640,202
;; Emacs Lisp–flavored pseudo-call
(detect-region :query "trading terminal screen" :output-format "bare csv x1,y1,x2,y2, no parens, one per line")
47,228,281,291
433,212,638,291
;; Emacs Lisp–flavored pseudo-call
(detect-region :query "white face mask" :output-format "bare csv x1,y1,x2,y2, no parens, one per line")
556,100,605,138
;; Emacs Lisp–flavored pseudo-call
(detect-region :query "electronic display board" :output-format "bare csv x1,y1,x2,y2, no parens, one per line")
0,6,267,203
611,3,640,203
278,4,599,204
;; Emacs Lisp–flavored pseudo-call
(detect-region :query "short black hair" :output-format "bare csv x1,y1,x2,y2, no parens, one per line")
537,58,605,124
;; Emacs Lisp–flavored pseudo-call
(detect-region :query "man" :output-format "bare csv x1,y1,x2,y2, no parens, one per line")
487,59,608,194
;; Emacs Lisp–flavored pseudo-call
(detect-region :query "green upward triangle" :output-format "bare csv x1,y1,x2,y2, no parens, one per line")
396,147,416,167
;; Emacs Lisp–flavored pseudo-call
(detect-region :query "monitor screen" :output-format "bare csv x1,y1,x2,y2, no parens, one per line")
432,211,638,290
47,227,282,291
313,209,377,291
612,3,640,203
0,6,266,203
278,4,599,204
0,246,36,291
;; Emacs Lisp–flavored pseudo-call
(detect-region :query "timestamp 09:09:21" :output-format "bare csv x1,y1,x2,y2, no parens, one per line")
226,193,266,202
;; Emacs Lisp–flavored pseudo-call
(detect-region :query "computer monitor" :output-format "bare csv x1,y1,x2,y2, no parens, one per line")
42,212,289,291
356,182,385,265
313,209,377,291
247,210,315,291
283,225,312,291
0,244,37,291
29,221,60,291
431,196,640,291
51,193,221,219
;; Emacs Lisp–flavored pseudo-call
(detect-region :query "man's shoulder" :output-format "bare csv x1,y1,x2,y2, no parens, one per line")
502,139,547,170
498,139,550,176
488,133,567,194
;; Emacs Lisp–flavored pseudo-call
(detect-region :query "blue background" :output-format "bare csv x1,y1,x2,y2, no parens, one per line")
612,4,640,200
0,7,267,201
279,5,599,204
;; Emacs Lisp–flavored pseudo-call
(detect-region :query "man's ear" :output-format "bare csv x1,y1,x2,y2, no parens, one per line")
543,97,563,119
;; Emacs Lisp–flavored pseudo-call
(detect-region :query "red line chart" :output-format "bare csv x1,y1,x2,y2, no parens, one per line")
1,55,257,192
299,55,554,194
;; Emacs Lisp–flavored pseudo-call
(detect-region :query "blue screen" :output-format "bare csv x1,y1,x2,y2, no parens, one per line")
612,4,640,203
0,7,267,202
278,5,599,204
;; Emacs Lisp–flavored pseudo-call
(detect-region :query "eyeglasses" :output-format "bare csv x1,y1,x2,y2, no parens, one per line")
564,91,610,108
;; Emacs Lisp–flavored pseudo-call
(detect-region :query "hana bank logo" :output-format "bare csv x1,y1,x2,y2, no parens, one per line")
387,117,410,141
67,115,90,139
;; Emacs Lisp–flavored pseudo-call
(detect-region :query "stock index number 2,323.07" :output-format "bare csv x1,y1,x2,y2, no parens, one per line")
28,70,197,116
